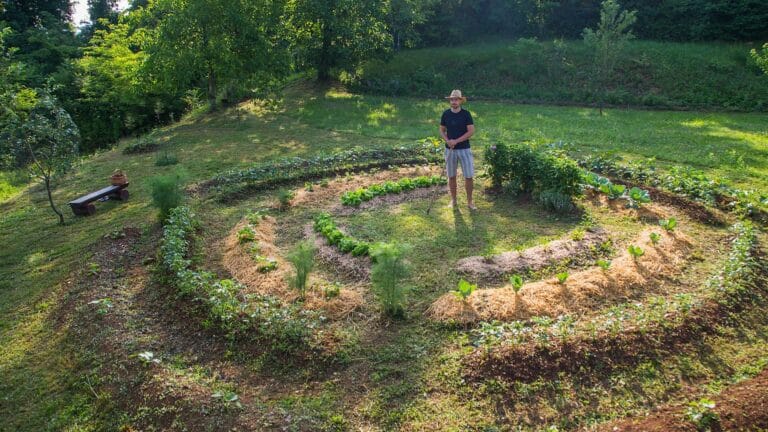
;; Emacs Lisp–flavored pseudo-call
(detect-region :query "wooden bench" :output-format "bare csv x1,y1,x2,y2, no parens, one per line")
69,183,130,216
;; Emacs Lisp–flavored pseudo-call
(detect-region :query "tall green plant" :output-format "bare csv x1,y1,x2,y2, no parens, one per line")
370,242,409,318
149,172,184,223
286,240,316,300
582,0,637,115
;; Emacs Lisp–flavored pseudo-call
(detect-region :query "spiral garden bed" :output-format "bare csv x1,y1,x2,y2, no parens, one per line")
148,144,768,430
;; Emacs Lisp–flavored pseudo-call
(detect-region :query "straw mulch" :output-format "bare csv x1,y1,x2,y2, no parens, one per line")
221,217,364,320
290,165,440,209
427,228,693,325
304,225,371,281
455,228,610,281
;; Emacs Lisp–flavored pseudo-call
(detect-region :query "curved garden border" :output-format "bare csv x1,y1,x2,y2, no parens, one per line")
462,222,764,383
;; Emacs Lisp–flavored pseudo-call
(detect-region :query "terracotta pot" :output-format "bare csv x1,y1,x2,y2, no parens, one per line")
110,173,127,186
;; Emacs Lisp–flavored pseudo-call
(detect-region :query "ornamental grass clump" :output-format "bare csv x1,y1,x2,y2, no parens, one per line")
370,242,409,318
286,241,316,300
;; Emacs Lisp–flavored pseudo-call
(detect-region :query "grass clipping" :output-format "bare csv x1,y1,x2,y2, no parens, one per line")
221,216,363,320
428,228,693,325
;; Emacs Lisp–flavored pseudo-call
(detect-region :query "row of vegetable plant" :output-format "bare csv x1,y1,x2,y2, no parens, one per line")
579,154,768,221
341,175,446,206
583,172,652,208
207,144,443,201
465,222,764,382
313,213,370,257
160,206,319,353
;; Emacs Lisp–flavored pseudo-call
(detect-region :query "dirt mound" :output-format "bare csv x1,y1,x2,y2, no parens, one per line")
428,229,693,324
455,228,609,282
222,217,364,319
591,368,768,432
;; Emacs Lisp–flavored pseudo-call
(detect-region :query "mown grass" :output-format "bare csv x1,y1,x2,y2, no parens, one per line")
1,83,767,430
284,85,768,193
346,39,768,111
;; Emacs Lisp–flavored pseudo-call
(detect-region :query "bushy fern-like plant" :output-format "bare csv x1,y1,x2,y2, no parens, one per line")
286,241,316,300
149,173,184,223
370,243,409,318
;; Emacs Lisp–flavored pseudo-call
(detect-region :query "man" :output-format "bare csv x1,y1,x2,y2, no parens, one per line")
439,89,476,210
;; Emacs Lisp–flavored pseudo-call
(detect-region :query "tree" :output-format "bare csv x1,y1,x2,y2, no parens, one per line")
9,91,80,224
386,0,436,51
582,0,636,115
141,0,288,110
79,0,119,40
752,43,768,75
284,0,391,81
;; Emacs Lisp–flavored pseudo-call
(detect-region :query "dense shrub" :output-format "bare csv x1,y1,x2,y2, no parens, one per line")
484,143,582,212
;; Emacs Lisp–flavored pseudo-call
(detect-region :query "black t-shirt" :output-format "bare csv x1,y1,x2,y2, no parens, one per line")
440,108,474,149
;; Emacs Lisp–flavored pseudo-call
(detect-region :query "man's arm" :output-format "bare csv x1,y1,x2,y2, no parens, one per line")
440,125,451,145
447,125,475,147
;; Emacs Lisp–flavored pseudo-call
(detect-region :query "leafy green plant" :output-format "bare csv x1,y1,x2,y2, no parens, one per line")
556,272,569,284
88,298,113,315
570,228,586,241
649,232,661,245
605,183,626,199
87,262,101,276
686,397,718,431
123,136,159,154
277,189,294,210
256,256,278,273
454,279,477,301
659,217,677,232
596,259,611,270
237,227,255,244
212,390,243,409
323,282,341,300
370,242,409,318
137,351,161,365
304,181,314,192
628,245,645,259
509,275,524,294
627,186,651,208
286,241,316,300
320,179,329,188
246,210,264,225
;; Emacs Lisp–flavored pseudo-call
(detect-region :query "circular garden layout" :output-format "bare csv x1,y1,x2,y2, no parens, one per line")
129,144,766,430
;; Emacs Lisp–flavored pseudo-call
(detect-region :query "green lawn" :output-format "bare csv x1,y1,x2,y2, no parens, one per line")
1,84,767,430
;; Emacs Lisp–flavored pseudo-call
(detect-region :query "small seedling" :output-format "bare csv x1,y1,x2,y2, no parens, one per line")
237,227,255,244
256,257,278,273
686,397,718,430
649,232,661,245
88,298,113,315
212,390,243,409
570,228,585,241
304,182,314,192
628,245,645,259
88,262,101,276
323,282,341,299
596,259,611,270
277,189,295,210
556,272,569,284
453,279,476,301
509,275,524,294
320,179,329,188
107,229,126,240
659,217,677,232
627,187,651,208
246,210,264,225
137,351,161,365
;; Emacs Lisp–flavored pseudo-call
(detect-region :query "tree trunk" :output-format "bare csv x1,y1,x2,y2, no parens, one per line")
45,176,65,225
207,65,217,111
317,26,332,82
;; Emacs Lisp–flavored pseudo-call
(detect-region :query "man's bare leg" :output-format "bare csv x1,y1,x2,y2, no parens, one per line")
449,176,458,206
466,177,476,209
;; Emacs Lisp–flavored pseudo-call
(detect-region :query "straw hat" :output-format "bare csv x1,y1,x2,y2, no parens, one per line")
445,89,467,103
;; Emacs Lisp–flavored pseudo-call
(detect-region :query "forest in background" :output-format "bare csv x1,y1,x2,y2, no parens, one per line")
2,0,768,159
